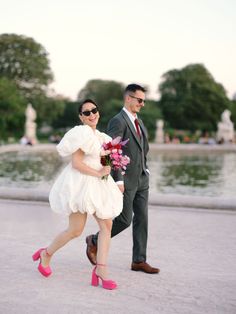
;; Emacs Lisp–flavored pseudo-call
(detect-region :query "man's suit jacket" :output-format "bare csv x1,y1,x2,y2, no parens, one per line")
106,109,149,189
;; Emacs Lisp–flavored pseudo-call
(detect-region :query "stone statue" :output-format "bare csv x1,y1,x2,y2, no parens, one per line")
216,110,234,144
24,103,38,144
155,119,164,144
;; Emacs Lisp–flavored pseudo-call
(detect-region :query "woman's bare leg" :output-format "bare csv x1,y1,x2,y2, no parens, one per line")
41,211,87,267
94,216,112,279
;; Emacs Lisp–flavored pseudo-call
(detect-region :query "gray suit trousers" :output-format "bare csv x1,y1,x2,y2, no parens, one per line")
93,172,149,263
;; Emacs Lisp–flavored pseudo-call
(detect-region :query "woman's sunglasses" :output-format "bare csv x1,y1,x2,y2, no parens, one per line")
81,107,98,116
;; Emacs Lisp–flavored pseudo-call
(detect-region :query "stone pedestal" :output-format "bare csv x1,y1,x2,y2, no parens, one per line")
155,119,164,144
216,110,234,144
24,104,38,144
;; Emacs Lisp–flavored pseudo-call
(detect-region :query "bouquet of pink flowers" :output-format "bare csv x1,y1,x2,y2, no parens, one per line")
101,136,130,180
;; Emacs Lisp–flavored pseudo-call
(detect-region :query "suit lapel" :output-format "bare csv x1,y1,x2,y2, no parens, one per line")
121,110,142,148
138,119,148,142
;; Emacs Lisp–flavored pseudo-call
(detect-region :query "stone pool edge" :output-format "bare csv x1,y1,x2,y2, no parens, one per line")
1,143,236,153
0,187,235,211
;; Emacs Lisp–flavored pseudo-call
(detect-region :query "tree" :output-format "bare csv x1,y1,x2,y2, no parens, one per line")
78,79,124,106
52,100,79,129
30,93,65,126
0,78,25,139
0,33,53,91
158,64,231,131
139,100,162,141
229,100,236,126
98,99,123,131
0,33,64,133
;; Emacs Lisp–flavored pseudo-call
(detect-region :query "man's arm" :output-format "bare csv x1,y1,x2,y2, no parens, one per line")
107,116,124,139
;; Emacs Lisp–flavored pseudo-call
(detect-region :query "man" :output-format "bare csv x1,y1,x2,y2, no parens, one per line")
86,84,160,274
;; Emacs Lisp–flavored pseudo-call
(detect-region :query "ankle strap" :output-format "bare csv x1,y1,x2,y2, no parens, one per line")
45,248,51,256
96,263,106,267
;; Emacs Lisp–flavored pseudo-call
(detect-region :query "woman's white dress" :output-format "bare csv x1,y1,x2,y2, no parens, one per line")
49,125,123,219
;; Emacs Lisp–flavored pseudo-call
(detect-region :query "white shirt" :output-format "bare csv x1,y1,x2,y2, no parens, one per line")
123,107,141,135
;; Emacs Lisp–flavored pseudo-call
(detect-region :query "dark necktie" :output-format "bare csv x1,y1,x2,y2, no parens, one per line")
134,118,141,137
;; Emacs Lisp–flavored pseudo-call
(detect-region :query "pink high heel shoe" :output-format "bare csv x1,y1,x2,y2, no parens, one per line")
91,263,117,290
32,248,52,277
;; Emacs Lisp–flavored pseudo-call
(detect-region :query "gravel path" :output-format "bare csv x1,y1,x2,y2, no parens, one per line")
0,199,235,314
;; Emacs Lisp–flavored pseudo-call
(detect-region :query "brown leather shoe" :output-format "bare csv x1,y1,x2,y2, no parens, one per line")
86,235,97,265
131,262,160,274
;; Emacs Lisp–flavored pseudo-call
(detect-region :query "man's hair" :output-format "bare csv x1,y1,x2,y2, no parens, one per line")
78,99,98,115
124,84,146,95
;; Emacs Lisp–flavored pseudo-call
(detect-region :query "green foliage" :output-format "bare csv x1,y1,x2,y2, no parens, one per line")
229,100,236,126
158,63,231,131
78,79,124,105
52,100,79,128
0,33,65,136
99,99,123,131
0,78,25,139
0,33,53,89
29,93,65,126
139,100,162,141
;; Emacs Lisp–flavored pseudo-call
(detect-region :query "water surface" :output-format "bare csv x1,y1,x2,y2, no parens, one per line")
0,150,236,197
148,151,236,196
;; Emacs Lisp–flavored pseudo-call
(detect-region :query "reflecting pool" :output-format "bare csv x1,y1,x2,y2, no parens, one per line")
0,150,63,188
0,149,236,197
148,151,236,197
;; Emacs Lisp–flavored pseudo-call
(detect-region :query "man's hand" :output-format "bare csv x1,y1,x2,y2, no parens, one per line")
117,183,125,193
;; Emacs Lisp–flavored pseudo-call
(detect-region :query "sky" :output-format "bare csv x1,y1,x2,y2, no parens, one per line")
1,0,236,100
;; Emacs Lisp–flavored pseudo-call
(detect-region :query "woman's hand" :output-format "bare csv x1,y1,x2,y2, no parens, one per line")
98,165,111,177
100,149,111,156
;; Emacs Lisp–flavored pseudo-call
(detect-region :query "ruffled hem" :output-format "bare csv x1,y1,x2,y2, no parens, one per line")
49,165,123,219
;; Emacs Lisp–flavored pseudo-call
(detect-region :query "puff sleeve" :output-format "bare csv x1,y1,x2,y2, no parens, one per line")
56,125,96,157
99,132,112,144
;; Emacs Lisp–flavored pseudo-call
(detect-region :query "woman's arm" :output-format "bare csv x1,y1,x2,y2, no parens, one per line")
72,149,110,178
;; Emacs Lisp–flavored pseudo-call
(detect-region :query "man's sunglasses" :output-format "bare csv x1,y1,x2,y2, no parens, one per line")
129,95,145,104
81,107,98,116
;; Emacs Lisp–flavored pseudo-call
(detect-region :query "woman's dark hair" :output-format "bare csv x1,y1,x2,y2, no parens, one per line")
78,99,98,115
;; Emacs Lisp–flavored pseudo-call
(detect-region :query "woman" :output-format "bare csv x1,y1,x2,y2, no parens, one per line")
32,99,123,290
